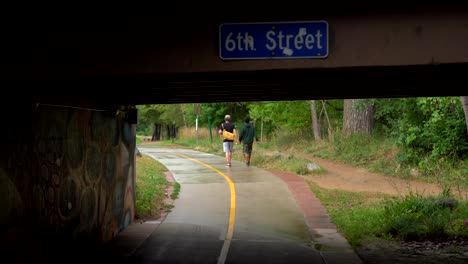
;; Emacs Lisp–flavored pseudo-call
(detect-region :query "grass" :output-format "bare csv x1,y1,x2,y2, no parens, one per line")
306,179,468,247
171,182,181,200
306,180,389,247
135,154,178,219
379,191,468,240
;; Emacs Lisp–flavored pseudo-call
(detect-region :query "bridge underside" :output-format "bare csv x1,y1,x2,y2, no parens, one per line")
1,4,468,257
27,62,468,105
2,6,468,105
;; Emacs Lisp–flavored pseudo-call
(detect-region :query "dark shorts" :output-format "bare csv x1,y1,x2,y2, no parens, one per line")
243,143,253,154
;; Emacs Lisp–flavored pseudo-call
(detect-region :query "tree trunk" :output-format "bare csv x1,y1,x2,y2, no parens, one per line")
152,123,161,141
320,100,333,139
172,125,177,139
260,117,264,143
152,123,157,141
310,100,321,140
166,124,171,140
342,99,376,136
461,96,468,134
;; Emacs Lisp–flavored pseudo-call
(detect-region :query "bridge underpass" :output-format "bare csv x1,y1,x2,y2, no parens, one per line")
1,7,468,262
3,7,468,104
28,62,468,105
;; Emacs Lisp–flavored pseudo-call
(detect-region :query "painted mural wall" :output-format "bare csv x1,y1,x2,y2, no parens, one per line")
0,103,136,244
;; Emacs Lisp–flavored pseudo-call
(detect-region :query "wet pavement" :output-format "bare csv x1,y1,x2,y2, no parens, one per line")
105,146,363,264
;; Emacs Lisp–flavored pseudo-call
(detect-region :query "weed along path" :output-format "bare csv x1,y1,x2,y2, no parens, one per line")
136,146,362,264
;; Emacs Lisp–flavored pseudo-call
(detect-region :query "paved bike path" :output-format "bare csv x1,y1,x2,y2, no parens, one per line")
107,146,362,264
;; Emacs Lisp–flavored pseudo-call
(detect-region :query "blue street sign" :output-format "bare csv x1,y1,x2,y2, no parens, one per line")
219,21,329,60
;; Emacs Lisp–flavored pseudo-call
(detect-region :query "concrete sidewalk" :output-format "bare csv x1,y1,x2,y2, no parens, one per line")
102,171,176,260
105,148,363,264
107,175,362,263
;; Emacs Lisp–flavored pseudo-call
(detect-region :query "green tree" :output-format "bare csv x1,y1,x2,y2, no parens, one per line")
137,104,186,140
396,97,468,165
460,96,468,134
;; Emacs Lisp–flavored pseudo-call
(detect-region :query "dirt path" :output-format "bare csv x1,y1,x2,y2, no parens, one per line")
296,153,466,197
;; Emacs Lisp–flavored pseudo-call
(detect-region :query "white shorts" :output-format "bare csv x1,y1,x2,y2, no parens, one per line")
223,141,234,152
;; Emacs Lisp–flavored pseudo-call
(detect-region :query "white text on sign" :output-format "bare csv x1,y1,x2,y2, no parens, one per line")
219,21,329,60
224,28,324,55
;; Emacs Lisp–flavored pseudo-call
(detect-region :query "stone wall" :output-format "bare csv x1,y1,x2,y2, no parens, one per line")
0,101,136,247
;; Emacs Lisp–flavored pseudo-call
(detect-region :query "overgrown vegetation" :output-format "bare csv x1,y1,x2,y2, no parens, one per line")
135,155,177,219
380,190,468,241
138,97,468,186
306,180,468,247
136,97,468,248
306,180,389,247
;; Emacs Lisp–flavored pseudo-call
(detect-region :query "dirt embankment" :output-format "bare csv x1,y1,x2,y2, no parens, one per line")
297,153,466,198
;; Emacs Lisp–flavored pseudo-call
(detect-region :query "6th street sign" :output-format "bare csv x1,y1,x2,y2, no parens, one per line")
219,21,328,60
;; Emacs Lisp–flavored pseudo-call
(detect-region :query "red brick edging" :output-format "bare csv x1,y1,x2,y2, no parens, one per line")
270,170,337,230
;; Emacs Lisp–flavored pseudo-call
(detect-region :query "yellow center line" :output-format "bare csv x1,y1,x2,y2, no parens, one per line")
165,151,236,264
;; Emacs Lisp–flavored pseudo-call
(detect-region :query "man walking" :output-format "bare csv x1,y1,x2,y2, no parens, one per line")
219,114,237,167
239,116,258,166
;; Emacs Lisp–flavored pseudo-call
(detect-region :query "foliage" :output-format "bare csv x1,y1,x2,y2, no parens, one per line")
136,136,142,145
379,192,468,240
307,179,468,247
317,100,344,138
137,104,188,136
198,102,250,127
269,101,311,134
246,100,344,140
139,121,468,248
138,102,251,137
139,97,468,186
135,96,468,251
139,99,347,143
373,98,409,136
246,102,277,140
135,155,172,219
396,97,468,167
306,180,389,247
303,132,398,168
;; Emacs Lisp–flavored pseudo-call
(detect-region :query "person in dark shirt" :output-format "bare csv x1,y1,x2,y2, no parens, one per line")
218,114,237,167
239,116,258,166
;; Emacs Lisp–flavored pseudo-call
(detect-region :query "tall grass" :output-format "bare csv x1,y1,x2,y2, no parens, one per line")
380,191,468,240
307,180,468,247
306,180,389,247
135,155,173,219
